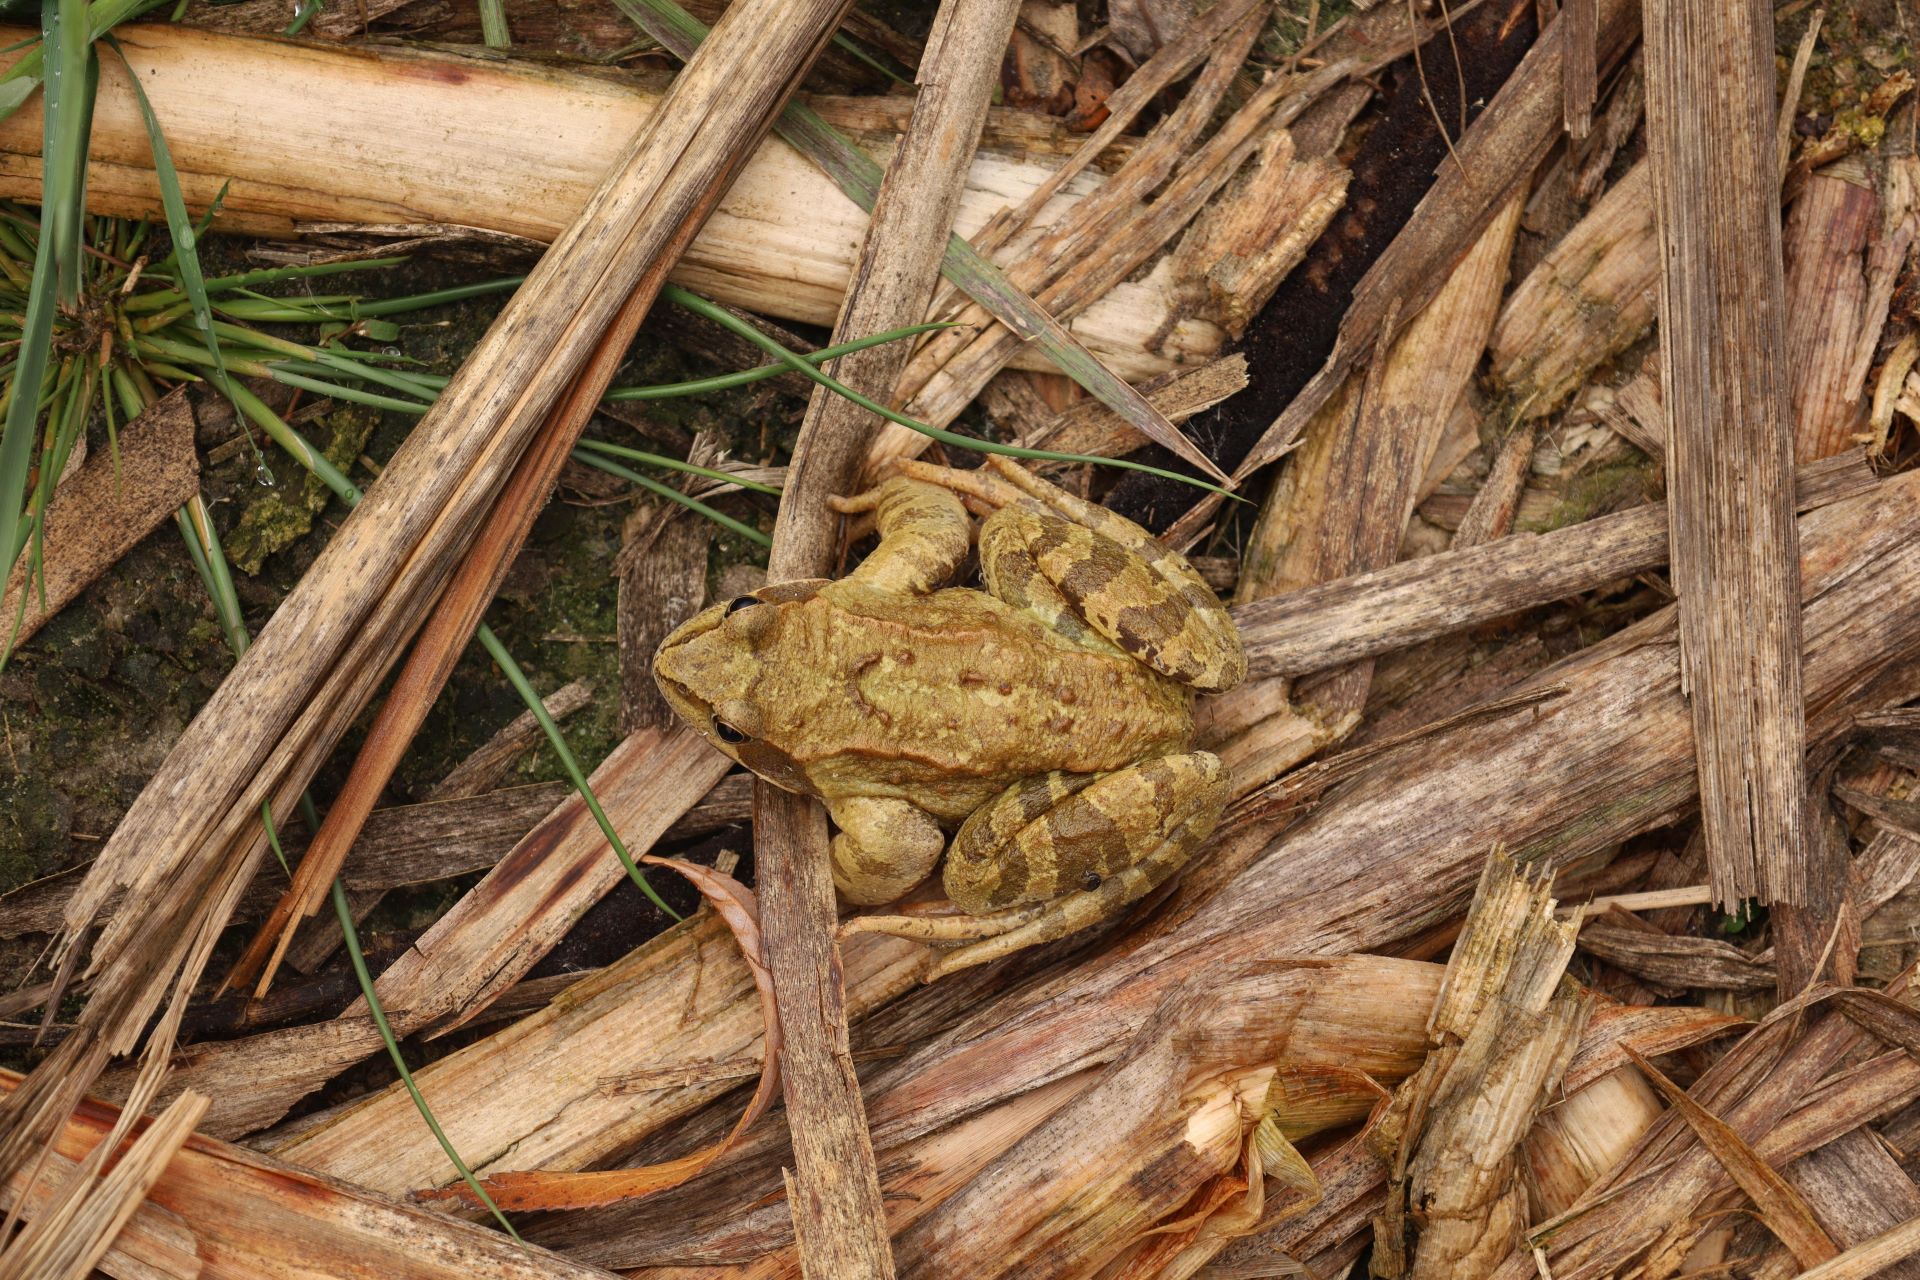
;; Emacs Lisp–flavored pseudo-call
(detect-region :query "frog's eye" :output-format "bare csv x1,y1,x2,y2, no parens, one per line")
724,595,763,616
713,717,750,744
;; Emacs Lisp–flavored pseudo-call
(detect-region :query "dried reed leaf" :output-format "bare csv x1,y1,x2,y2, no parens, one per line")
1576,914,1775,991
1625,1045,1839,1268
1647,0,1804,908
1020,355,1248,461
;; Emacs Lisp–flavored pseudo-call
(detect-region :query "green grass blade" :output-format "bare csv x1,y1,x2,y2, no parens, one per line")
328,875,522,1238
661,286,1240,498
569,448,771,546
283,0,323,35
104,34,262,467
574,437,779,495
603,319,951,401
475,626,681,919
125,257,414,313
478,0,510,47
46,2,91,307
0,0,80,665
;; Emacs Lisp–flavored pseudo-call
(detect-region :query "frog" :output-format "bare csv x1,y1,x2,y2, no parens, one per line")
652,455,1245,977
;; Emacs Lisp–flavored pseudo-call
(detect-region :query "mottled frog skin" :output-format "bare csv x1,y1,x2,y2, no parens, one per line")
653,456,1244,975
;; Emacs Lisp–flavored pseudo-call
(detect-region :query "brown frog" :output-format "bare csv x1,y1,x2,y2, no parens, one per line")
653,456,1244,976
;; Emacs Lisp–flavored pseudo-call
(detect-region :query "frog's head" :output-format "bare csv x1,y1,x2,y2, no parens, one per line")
653,580,825,793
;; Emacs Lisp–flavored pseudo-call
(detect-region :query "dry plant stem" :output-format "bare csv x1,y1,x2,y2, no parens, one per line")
876,16,1295,457
0,1072,623,1280
0,0,858,1209
1488,160,1655,418
754,0,1020,1268
1381,855,1588,1280
100,729,732,1143
1232,451,1873,679
229,208,703,999
1783,166,1875,462
1645,0,1806,913
0,25,1205,380
1793,1215,1920,1280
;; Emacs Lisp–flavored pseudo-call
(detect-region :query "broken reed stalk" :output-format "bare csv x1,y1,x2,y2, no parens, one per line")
0,0,862,1231
226,187,719,999
1233,452,1875,679
0,24,1209,381
1644,0,1806,921
748,0,1024,1268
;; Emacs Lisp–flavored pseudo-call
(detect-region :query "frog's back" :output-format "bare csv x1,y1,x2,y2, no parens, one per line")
759,584,1192,822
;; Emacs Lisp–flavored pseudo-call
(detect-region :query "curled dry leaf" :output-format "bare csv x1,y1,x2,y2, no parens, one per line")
415,856,780,1211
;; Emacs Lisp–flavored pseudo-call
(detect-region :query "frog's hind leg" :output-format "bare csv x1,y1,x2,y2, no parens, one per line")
842,754,1228,980
908,456,1244,693
827,477,971,595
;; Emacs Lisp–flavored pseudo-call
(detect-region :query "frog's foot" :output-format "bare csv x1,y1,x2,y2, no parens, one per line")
895,457,1244,693
827,476,971,596
827,796,945,906
845,755,1228,979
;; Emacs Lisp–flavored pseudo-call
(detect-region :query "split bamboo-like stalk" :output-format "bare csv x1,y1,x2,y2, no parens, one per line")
1231,451,1874,680
1492,978,1920,1278
1488,160,1655,419
0,0,861,1222
749,0,1024,1265
109,727,732,1140
0,23,1215,381
1645,0,1806,916
1370,855,1587,1280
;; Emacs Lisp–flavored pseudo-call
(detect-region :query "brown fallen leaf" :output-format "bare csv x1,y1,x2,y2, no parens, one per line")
416,856,779,1211
0,388,198,648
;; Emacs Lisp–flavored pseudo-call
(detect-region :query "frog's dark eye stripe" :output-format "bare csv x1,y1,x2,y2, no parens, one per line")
713,717,749,744
725,596,762,616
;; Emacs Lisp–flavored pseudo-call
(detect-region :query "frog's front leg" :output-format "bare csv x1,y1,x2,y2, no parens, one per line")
826,476,971,596
827,795,945,906
843,753,1228,978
